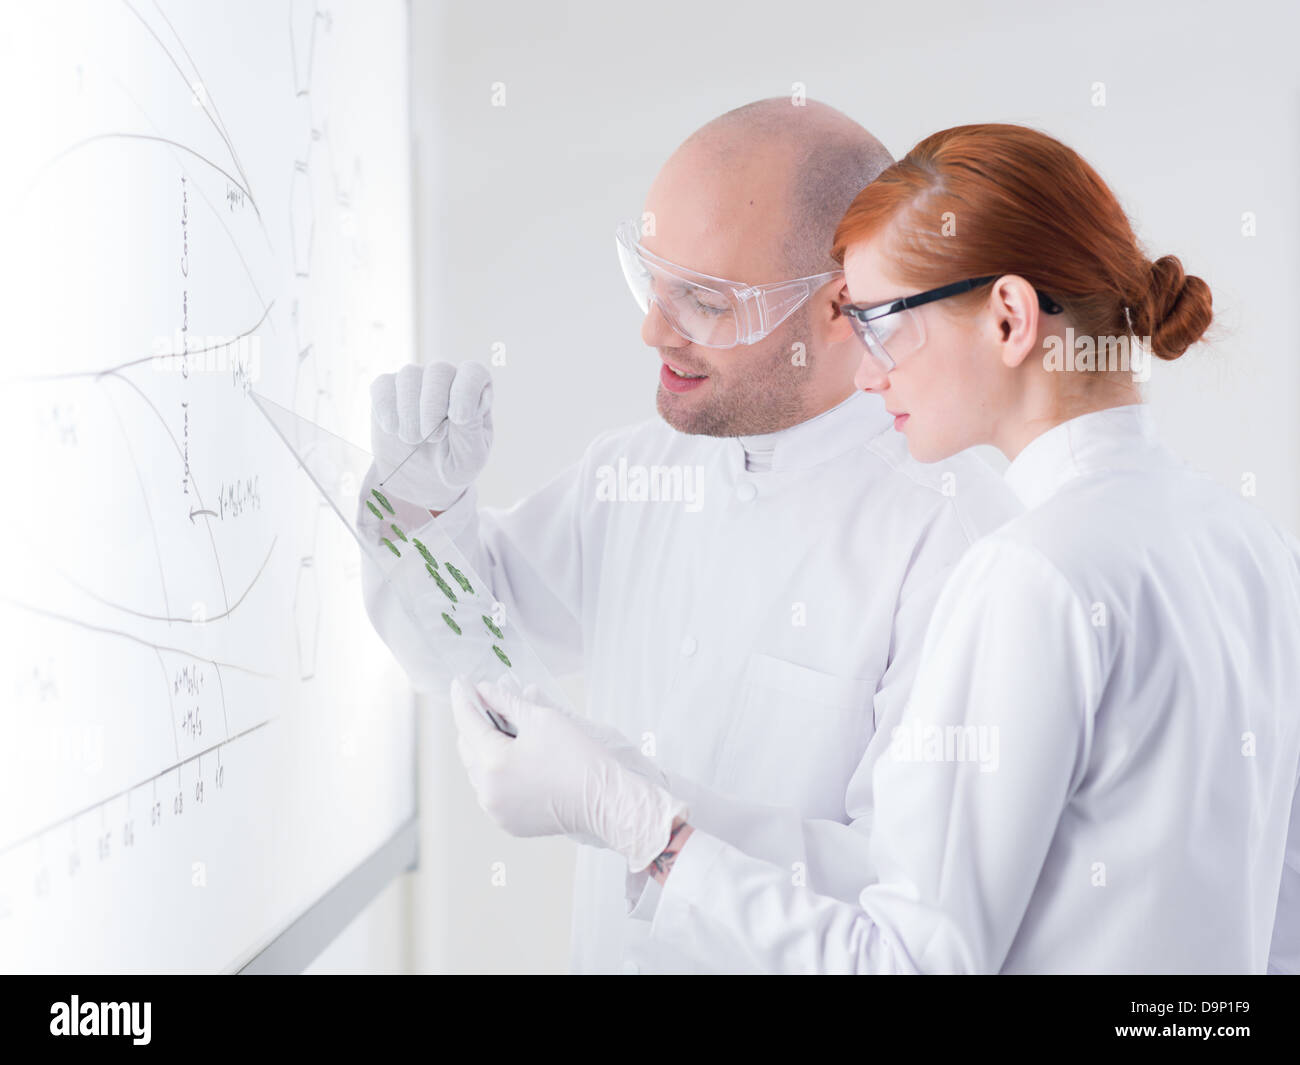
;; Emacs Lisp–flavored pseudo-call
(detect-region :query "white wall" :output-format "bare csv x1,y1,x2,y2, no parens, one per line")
406,0,1300,973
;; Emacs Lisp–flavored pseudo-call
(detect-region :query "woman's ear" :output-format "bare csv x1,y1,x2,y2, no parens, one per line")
992,275,1040,369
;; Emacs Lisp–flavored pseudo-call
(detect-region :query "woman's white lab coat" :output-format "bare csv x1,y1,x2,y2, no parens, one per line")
640,404,1300,973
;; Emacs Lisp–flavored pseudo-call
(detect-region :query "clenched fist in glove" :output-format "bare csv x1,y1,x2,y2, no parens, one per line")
369,361,493,512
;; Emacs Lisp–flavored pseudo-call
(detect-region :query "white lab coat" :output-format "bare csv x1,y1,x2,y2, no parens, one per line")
644,404,1300,973
360,389,1022,973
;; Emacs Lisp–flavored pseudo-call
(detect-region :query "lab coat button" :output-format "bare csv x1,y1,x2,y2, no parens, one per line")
680,636,698,657
736,482,757,502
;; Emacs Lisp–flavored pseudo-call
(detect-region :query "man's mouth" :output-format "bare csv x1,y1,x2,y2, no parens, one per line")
660,359,709,394
664,361,706,380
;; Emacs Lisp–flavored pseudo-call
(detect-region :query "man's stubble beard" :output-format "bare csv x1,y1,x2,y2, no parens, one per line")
655,309,815,437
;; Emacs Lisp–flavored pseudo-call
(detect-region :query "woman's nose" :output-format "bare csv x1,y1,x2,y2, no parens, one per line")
854,350,889,393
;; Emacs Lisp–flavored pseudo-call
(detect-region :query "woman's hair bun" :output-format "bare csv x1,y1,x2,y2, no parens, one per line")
1134,255,1213,361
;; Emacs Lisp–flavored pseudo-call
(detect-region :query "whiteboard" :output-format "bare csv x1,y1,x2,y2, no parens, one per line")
0,0,417,972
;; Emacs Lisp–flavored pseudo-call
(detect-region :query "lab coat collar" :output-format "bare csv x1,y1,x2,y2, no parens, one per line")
733,390,893,473
1002,403,1158,510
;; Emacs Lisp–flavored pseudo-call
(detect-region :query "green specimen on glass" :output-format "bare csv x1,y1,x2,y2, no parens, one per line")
380,537,401,557
429,567,457,602
482,615,504,639
442,612,462,635
445,562,474,594
366,500,384,520
390,523,408,542
491,644,512,668
413,538,437,568
372,488,395,515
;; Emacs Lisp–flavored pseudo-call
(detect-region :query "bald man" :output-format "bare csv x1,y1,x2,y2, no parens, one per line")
360,98,1022,974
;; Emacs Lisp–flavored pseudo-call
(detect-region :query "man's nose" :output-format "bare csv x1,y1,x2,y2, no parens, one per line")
854,349,890,393
641,301,687,348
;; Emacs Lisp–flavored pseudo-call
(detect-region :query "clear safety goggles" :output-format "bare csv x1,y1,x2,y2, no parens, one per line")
841,275,1064,371
615,219,842,349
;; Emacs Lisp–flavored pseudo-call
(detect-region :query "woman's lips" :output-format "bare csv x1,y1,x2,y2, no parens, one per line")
893,413,909,430
660,361,708,394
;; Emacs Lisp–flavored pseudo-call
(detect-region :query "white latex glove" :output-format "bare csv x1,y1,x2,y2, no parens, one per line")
449,674,690,872
489,674,669,849
531,688,669,788
491,674,661,770
369,361,493,512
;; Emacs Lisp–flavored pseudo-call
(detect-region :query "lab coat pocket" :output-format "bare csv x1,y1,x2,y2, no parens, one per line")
717,652,872,818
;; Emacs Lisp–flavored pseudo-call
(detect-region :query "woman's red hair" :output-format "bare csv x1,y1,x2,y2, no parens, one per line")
831,124,1212,361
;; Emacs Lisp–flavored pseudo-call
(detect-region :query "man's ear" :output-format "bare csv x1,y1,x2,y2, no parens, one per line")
824,280,855,344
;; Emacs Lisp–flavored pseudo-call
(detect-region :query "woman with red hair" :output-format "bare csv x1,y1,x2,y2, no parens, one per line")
453,124,1300,973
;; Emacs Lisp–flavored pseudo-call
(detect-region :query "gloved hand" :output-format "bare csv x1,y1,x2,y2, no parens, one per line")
449,674,690,872
541,693,670,789
492,674,667,781
369,361,493,512
488,674,671,849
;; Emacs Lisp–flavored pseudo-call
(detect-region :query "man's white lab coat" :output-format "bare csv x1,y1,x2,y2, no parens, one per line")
361,390,1022,973
642,404,1300,973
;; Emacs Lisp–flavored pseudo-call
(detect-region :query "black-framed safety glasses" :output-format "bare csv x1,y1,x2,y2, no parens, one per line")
841,275,1064,371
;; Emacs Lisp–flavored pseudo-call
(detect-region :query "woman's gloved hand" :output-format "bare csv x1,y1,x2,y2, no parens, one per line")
449,674,689,872
369,361,493,512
